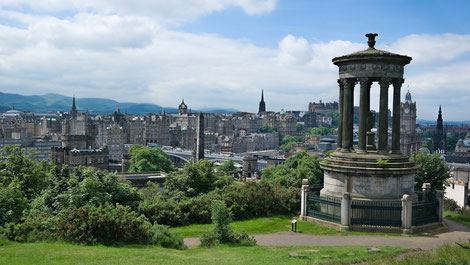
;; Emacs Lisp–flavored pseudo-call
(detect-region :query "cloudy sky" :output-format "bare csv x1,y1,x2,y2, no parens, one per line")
0,0,470,120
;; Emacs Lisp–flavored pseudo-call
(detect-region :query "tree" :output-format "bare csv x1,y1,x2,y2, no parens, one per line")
410,151,450,191
217,159,237,175
325,110,339,127
296,123,304,133
262,151,323,187
128,145,174,173
259,125,277,133
310,127,334,136
0,145,50,201
164,159,218,197
32,166,142,213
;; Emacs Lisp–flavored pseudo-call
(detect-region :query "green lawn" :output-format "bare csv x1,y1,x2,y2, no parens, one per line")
170,215,402,237
367,240,470,265
0,242,407,265
444,210,470,227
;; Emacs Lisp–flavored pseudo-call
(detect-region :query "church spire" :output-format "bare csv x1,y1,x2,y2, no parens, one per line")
71,95,77,117
258,89,266,113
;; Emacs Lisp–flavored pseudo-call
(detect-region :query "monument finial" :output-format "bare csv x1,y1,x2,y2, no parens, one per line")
365,33,378,49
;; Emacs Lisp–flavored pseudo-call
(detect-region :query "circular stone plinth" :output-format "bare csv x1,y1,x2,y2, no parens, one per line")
320,151,418,200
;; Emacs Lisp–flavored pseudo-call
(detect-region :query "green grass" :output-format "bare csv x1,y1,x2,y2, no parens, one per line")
0,242,407,265
170,215,403,237
444,210,470,227
368,240,470,265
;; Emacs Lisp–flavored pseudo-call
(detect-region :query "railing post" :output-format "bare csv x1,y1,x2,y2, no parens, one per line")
422,183,431,201
301,179,310,219
435,190,444,223
402,194,413,234
340,192,351,231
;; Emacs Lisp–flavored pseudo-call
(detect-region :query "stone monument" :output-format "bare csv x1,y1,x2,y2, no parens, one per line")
320,33,418,201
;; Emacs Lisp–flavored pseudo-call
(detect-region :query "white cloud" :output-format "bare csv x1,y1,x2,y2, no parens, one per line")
0,0,277,24
0,3,469,120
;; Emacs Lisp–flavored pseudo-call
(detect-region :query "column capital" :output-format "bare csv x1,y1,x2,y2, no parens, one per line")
357,77,371,84
393,78,404,86
379,77,392,86
339,78,356,88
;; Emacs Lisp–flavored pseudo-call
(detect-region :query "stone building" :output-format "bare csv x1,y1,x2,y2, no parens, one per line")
52,146,109,171
400,90,419,155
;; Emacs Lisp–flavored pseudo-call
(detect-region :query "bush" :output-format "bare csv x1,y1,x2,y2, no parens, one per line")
200,201,256,248
149,225,185,250
55,203,151,245
33,166,142,214
139,182,300,227
444,198,461,212
3,213,56,242
200,231,218,247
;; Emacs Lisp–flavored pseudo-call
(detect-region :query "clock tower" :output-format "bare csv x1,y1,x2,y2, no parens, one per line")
400,90,418,155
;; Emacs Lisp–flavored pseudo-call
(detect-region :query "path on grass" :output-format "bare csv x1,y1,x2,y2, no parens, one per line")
183,218,470,249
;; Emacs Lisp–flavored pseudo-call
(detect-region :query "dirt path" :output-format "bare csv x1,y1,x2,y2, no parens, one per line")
183,218,470,249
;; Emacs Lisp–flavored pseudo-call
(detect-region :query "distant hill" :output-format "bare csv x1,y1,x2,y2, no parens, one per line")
417,119,470,125
0,92,239,115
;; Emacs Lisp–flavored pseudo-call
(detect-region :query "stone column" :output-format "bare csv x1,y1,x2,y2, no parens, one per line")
358,78,371,153
337,79,344,150
341,78,355,152
340,192,351,231
401,194,413,234
392,78,403,154
301,179,310,218
436,190,444,223
378,78,391,154
422,183,431,201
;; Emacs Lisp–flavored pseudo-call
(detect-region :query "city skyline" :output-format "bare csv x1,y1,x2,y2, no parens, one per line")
1,1,470,120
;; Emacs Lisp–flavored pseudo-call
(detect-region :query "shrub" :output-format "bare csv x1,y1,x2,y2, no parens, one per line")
200,201,256,248
200,231,218,247
444,198,461,212
55,203,151,245
3,213,56,242
149,225,185,250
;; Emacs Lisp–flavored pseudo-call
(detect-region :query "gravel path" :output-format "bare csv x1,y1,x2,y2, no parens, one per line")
183,218,470,249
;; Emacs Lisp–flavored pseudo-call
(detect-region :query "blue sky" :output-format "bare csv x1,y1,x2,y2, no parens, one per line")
0,0,469,120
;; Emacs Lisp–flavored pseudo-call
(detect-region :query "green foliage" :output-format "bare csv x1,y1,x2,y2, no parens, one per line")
444,198,460,212
259,125,277,133
281,135,305,145
446,132,467,152
139,182,300,227
164,159,218,197
149,224,186,250
325,110,339,127
0,183,28,226
296,123,304,133
200,201,256,247
262,151,323,187
377,158,389,165
129,145,174,173
0,145,50,201
217,159,237,175
32,166,142,214
410,151,450,191
4,213,57,242
56,203,151,244
309,127,334,136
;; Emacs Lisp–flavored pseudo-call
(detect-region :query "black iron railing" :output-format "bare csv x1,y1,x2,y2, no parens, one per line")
412,198,439,226
351,200,402,227
307,195,341,223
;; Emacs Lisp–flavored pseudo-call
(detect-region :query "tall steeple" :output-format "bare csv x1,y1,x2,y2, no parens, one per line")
258,90,266,113
433,105,445,153
71,95,77,117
